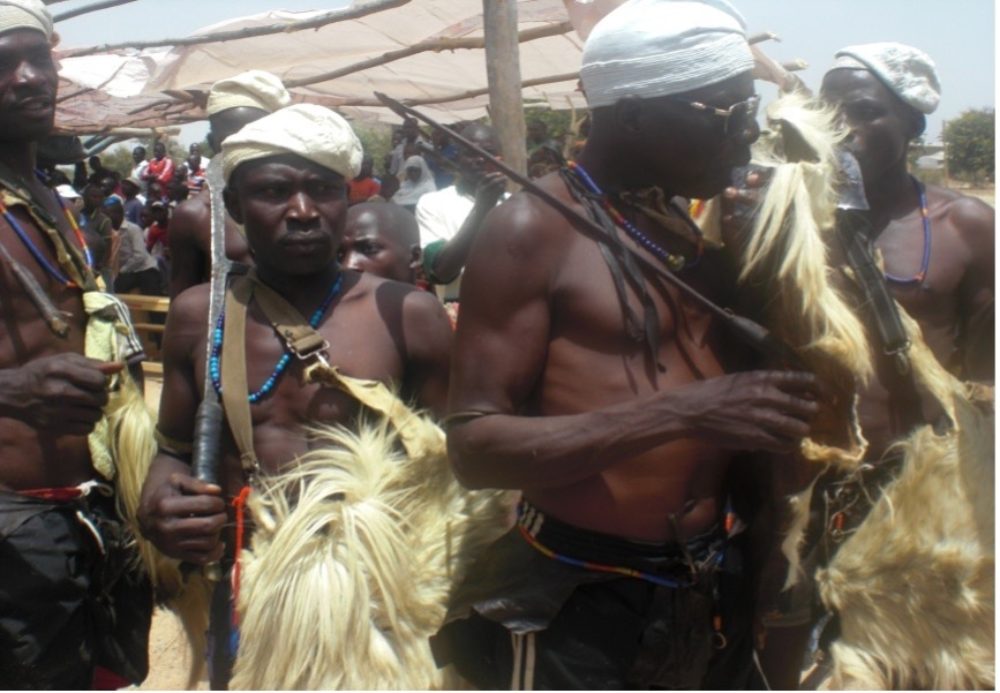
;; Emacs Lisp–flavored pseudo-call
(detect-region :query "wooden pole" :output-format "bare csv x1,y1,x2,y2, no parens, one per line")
285,21,570,89
60,0,408,57
483,0,527,178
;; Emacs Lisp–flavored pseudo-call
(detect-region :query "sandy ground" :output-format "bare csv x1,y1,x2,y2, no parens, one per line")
135,609,208,690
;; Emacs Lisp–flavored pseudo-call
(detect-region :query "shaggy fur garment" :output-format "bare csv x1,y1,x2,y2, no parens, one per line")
743,92,995,688
229,367,512,690
105,373,212,689
816,317,995,689
733,93,873,468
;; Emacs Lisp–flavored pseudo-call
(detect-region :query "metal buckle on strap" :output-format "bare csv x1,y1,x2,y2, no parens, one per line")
286,333,330,361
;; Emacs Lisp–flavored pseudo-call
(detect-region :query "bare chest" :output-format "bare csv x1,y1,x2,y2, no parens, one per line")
876,209,966,318
198,301,406,468
542,234,732,405
0,215,88,363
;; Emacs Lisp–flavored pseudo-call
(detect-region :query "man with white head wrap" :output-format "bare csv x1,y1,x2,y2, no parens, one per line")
169,69,293,297
748,43,997,688
0,1,154,687
139,103,454,688
821,43,993,382
432,0,822,688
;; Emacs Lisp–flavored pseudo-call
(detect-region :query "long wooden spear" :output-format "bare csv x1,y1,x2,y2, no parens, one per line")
374,91,805,368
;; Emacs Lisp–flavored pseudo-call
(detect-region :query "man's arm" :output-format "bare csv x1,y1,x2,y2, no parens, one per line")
399,286,452,417
137,286,225,564
157,158,175,186
425,173,506,284
447,194,819,491
167,197,209,298
952,196,994,382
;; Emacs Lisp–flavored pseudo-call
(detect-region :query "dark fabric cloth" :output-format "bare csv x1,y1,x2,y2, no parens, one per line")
0,486,152,689
433,502,757,689
114,266,163,296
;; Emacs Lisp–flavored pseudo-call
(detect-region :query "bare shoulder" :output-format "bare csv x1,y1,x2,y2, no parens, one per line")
347,271,450,361
929,186,995,262
166,282,211,335
467,171,576,285
354,271,449,324
483,172,575,247
169,192,210,233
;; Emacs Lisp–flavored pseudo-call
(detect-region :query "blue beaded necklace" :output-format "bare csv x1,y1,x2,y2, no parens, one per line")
568,161,704,271
210,274,344,403
884,176,931,286
0,174,93,287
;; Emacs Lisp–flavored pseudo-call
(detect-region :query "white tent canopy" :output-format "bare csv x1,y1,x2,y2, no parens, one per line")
53,0,591,134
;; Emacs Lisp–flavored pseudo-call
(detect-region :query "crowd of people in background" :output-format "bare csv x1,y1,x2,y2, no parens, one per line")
45,113,568,306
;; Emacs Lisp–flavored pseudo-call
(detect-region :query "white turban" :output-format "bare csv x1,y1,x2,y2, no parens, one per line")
581,0,754,108
0,0,52,40
206,70,292,116
832,42,941,115
222,103,363,183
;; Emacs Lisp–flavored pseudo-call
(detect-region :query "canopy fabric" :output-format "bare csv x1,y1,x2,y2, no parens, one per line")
52,0,590,134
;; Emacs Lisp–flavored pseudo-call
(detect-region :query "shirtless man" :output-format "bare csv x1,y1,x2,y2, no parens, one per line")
432,1,819,689
341,200,421,284
0,2,151,687
137,103,452,687
755,42,995,688
167,70,291,297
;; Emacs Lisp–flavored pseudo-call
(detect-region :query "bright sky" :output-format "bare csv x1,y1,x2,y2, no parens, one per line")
51,0,995,145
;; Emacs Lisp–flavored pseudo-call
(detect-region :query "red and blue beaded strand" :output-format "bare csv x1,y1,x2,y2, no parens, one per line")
210,274,343,403
0,183,93,287
567,161,704,271
884,176,931,286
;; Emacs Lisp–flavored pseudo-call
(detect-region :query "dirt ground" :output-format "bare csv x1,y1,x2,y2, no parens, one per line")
135,609,208,690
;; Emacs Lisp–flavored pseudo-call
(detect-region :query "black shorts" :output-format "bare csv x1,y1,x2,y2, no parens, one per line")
0,486,152,689
433,502,758,689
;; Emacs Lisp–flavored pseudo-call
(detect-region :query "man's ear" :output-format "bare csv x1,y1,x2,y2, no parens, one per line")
408,244,423,270
909,111,927,139
613,96,643,137
223,186,243,224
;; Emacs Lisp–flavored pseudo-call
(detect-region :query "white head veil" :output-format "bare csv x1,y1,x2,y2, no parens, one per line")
391,156,437,206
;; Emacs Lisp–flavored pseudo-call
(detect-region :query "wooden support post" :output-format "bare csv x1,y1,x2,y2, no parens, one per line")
483,0,527,178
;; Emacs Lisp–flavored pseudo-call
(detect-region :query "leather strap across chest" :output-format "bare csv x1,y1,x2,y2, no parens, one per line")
219,271,435,480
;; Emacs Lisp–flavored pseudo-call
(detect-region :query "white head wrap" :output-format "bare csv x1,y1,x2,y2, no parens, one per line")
832,42,940,115
0,0,52,40
581,0,754,108
206,70,292,116
391,155,437,206
221,103,363,183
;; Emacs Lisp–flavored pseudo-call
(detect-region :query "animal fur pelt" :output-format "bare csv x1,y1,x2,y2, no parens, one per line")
740,92,995,688
733,91,872,468
105,374,213,688
90,308,211,689
229,367,513,690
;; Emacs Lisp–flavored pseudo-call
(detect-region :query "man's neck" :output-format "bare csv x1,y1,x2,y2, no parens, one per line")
254,263,342,314
864,165,917,229
575,144,674,200
0,142,38,186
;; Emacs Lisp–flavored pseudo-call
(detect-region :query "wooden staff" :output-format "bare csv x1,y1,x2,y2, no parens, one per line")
374,91,806,369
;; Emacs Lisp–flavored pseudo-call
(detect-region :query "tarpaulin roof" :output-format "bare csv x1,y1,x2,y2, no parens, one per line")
53,0,591,134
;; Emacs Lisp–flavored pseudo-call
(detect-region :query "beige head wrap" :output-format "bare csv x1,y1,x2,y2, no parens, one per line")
222,103,363,183
581,0,754,108
206,70,292,117
0,0,52,40
831,42,941,115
